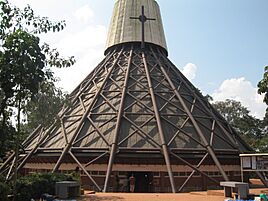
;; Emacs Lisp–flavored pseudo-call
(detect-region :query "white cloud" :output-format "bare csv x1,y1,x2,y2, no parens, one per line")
53,48,104,93
9,0,54,7
56,25,106,56
181,63,197,81
74,5,94,23
212,77,266,119
53,25,107,92
9,0,67,18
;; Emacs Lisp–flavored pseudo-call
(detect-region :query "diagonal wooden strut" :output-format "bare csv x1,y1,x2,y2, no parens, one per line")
0,125,42,174
178,153,209,192
52,47,124,177
256,171,268,188
142,52,176,193
170,152,219,185
3,123,58,180
150,47,229,182
157,48,239,149
69,151,101,191
3,50,118,180
103,47,133,192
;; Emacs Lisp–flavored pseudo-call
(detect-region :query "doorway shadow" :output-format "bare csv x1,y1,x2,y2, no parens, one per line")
128,172,153,193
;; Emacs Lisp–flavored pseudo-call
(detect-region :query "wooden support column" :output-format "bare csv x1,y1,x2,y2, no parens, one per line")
151,47,229,182
142,52,176,193
157,49,240,150
103,47,133,192
52,48,124,177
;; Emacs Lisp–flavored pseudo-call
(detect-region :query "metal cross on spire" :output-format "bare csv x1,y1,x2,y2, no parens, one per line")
130,5,156,49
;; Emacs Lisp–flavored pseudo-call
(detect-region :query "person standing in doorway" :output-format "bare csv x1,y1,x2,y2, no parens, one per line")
115,173,120,192
129,174,136,193
74,166,81,184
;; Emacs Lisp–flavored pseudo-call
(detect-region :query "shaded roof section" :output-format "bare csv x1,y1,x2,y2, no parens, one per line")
105,0,167,55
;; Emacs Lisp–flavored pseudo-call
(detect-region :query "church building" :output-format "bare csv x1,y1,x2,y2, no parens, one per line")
0,0,251,193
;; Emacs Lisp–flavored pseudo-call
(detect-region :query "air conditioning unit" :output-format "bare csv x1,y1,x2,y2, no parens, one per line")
55,181,81,199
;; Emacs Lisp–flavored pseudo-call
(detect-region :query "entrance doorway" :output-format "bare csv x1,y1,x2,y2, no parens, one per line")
128,172,153,193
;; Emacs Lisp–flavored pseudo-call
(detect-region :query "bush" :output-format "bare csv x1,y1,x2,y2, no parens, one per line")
16,172,77,201
0,176,11,201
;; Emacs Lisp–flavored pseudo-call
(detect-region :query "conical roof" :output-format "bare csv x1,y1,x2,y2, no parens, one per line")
1,0,251,193
25,45,249,153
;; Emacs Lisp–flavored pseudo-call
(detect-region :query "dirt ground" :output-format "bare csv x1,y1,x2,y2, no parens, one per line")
84,193,222,201
81,189,268,201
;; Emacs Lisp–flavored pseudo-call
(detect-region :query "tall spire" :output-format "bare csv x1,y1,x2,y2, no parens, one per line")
105,0,167,55
130,5,156,50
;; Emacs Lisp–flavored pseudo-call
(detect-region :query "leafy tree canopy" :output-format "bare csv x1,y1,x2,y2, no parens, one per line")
0,0,75,181
0,121,16,160
23,81,68,133
0,0,75,125
212,99,250,124
258,66,268,114
213,99,267,152
258,66,268,104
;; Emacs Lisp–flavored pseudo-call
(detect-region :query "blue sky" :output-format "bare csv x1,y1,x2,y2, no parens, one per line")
159,0,268,92
9,0,267,118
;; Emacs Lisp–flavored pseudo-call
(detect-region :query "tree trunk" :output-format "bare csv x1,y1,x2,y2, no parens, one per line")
13,98,21,201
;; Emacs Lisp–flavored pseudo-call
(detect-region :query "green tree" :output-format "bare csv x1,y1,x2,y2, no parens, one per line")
0,1,75,199
23,81,68,133
258,65,268,115
213,99,249,124
0,1,75,124
0,175,11,201
0,122,16,161
257,65,268,151
213,99,266,151
258,66,268,104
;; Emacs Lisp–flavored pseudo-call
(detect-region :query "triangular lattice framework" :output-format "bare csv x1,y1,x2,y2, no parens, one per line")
0,44,251,192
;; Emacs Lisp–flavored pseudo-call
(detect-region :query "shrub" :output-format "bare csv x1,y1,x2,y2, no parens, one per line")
0,176,11,201
16,172,77,201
